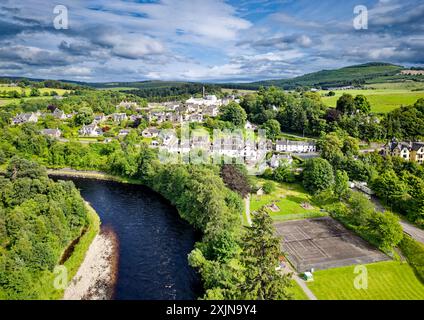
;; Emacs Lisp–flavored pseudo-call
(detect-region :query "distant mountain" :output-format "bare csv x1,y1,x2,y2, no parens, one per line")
0,62,412,91
223,62,405,90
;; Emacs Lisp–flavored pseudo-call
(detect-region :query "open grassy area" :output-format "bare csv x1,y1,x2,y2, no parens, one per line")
0,86,70,95
251,178,326,221
321,88,424,113
289,280,309,300
307,261,424,300
367,81,424,91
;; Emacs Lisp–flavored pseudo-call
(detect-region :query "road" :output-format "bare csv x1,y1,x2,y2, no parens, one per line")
400,220,424,244
370,194,424,244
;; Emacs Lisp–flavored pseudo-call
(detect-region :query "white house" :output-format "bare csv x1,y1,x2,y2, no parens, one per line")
40,128,62,138
275,139,316,153
12,112,39,125
52,108,66,120
79,124,102,137
142,127,160,138
245,121,258,131
112,113,127,122
116,101,138,109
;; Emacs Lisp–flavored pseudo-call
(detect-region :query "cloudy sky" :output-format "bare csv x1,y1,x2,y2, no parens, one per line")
0,0,423,82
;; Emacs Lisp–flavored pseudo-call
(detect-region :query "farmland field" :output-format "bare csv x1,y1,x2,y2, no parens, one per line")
0,86,70,95
251,178,326,221
321,88,424,113
307,261,424,300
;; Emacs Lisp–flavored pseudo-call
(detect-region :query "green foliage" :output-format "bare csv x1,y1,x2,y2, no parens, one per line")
329,191,403,252
0,158,90,299
399,236,424,283
238,208,292,300
74,106,94,126
336,93,355,115
220,102,247,127
334,170,349,199
273,165,296,183
262,181,275,194
262,119,280,140
302,158,334,193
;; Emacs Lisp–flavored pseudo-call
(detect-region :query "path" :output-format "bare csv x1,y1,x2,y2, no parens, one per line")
292,274,318,300
400,220,424,244
245,195,252,226
281,263,317,300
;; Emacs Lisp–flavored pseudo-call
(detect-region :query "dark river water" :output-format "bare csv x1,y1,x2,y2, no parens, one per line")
54,176,202,300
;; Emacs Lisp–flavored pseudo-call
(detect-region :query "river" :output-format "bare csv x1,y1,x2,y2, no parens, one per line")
54,176,202,300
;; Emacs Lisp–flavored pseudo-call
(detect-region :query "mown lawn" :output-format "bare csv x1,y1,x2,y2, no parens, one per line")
321,89,424,113
307,261,424,300
251,178,326,221
289,280,309,300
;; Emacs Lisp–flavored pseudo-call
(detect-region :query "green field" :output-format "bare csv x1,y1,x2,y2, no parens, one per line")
0,86,70,95
321,88,424,113
0,96,56,106
307,261,424,300
289,280,309,300
251,178,326,221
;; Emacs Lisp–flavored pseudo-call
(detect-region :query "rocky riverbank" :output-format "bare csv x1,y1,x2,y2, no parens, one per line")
63,228,119,300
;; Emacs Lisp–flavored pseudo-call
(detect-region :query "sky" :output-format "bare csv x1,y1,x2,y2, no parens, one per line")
0,0,423,82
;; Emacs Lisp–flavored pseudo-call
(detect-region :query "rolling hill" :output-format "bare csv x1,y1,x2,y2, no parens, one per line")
223,62,406,90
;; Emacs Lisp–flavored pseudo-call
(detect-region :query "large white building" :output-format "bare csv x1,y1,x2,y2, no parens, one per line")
275,139,316,153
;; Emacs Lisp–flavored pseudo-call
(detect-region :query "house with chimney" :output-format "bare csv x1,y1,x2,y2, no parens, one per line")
383,140,424,164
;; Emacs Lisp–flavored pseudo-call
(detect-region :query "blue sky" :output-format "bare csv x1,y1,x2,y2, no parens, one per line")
0,0,423,82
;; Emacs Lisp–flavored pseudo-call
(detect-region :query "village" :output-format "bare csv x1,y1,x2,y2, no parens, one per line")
10,94,324,172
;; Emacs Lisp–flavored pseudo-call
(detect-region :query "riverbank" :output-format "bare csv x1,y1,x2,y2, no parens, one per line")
47,168,142,185
63,226,119,300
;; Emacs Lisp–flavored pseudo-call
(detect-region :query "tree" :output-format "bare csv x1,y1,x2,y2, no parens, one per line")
262,119,281,140
262,181,275,194
372,169,408,208
220,165,251,198
303,158,334,193
342,136,359,157
367,211,403,252
354,95,371,114
29,87,40,97
274,165,295,183
74,107,94,125
334,170,349,199
317,132,343,163
336,93,355,115
220,102,247,127
239,208,292,300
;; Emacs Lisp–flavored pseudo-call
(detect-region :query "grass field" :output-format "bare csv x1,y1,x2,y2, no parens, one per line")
0,86,70,95
251,178,326,221
321,88,424,113
367,81,424,90
289,280,309,300
307,261,424,300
